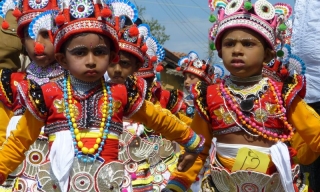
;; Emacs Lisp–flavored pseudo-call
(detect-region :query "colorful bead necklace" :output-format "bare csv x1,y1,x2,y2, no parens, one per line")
220,77,294,142
63,75,113,163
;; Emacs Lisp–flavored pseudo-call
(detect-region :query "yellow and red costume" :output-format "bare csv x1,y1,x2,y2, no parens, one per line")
166,51,219,192
119,23,186,191
0,0,204,191
0,1,65,190
168,0,320,191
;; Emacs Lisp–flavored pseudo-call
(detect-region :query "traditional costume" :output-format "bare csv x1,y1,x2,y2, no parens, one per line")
0,0,204,191
178,0,319,191
0,1,64,190
165,51,222,192
114,19,184,191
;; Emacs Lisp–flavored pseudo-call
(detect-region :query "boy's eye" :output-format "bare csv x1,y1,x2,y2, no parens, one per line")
243,41,255,47
223,42,234,47
119,61,131,67
74,51,85,56
38,30,50,39
93,47,109,55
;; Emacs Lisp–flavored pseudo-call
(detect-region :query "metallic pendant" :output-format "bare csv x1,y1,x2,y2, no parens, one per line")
239,97,255,112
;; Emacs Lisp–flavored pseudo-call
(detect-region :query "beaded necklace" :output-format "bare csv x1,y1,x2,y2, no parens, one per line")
220,77,294,142
63,74,113,163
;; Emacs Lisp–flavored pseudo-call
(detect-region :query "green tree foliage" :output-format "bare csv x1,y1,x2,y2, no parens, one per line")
137,6,170,44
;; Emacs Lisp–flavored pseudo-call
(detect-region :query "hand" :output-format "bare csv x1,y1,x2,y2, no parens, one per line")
177,152,199,172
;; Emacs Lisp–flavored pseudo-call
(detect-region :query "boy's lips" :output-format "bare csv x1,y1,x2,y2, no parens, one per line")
231,59,245,67
85,70,98,76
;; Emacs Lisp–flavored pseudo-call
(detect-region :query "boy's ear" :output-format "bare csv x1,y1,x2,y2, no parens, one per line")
264,48,276,63
55,53,68,70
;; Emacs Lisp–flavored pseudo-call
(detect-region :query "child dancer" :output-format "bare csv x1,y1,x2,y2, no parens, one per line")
184,0,320,191
165,51,219,192
0,1,64,190
0,1,204,191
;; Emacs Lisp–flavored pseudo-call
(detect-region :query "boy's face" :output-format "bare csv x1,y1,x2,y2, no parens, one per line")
23,28,55,67
220,28,274,78
55,33,116,82
184,72,201,92
106,51,139,84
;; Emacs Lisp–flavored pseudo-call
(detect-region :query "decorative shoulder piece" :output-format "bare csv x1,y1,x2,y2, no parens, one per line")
191,80,210,122
177,51,214,84
17,79,48,121
124,75,146,117
208,0,292,51
0,69,14,108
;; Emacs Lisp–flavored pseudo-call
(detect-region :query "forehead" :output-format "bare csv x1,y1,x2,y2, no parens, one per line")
68,33,110,46
222,28,265,42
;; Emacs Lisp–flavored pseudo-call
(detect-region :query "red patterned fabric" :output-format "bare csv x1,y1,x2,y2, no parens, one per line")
191,75,305,135
0,69,25,110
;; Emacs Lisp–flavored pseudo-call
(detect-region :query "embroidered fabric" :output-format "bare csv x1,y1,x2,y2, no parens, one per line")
26,62,64,79
70,75,101,95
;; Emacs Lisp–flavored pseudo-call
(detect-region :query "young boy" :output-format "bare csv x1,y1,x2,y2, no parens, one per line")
0,1,64,190
0,1,203,191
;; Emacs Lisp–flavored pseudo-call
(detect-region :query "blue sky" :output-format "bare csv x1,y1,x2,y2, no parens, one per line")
134,0,294,60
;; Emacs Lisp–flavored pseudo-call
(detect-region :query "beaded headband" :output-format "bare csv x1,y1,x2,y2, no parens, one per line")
208,0,292,52
109,0,146,63
134,30,165,79
177,51,215,84
48,0,119,53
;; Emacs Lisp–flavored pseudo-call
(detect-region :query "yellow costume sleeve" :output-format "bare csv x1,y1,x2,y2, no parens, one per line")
0,102,13,146
291,131,320,165
166,112,213,191
0,110,43,184
131,100,204,153
175,112,192,126
288,96,320,153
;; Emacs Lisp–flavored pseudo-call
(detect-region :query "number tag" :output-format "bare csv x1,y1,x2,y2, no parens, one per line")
232,147,270,173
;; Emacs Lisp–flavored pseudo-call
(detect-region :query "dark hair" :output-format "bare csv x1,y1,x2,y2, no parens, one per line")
22,23,31,38
59,32,114,54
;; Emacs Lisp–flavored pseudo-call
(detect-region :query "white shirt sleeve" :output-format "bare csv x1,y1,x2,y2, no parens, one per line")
291,0,320,103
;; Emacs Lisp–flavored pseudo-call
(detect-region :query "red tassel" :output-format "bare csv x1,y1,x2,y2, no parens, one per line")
129,25,139,37
272,59,281,71
156,65,164,72
12,8,22,18
55,14,65,26
176,67,181,71
184,59,189,64
101,7,112,18
150,56,157,63
34,42,45,55
2,21,9,29
141,45,148,54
